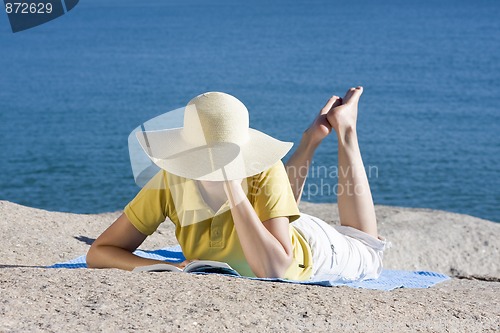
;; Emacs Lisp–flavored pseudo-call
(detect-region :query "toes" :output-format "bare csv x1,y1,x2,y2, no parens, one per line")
329,95,340,103
344,86,363,104
331,95,342,108
343,88,355,101
350,86,363,101
321,95,341,114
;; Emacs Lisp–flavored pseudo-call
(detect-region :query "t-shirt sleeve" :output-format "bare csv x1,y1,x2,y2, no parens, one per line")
124,170,170,235
251,160,301,223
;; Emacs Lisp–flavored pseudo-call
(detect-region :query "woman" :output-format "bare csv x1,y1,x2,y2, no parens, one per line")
87,87,389,282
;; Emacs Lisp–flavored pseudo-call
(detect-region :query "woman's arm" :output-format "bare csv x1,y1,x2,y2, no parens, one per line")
87,213,182,270
224,180,293,278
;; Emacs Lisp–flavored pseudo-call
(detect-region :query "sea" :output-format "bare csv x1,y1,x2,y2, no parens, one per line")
0,0,499,222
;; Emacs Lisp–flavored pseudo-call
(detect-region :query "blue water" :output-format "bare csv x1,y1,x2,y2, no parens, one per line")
1,0,499,222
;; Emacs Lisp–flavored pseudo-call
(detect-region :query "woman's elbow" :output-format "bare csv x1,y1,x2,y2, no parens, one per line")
275,253,294,278
256,254,293,279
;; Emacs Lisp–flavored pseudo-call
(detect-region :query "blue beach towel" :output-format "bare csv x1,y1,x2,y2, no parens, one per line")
47,245,450,291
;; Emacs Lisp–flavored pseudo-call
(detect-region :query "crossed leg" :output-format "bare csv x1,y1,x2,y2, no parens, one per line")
285,87,378,239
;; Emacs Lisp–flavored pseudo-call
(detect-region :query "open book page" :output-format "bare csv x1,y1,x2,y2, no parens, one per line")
132,260,240,276
183,260,240,276
132,263,182,273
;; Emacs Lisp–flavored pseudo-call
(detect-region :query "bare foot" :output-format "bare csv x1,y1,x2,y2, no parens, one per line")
303,95,342,145
326,86,363,140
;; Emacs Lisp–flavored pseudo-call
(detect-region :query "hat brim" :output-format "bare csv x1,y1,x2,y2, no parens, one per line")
136,128,293,181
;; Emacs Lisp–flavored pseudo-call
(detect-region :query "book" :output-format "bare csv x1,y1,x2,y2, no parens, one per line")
132,260,241,276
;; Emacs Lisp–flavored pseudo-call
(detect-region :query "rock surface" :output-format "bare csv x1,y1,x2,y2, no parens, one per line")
1,200,499,332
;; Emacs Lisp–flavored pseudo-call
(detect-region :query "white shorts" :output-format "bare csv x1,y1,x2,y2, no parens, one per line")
292,213,390,282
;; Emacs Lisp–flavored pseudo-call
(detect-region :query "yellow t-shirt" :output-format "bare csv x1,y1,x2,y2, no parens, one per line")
124,161,313,281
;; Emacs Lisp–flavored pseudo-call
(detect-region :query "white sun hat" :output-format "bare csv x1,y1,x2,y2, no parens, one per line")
135,92,293,181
